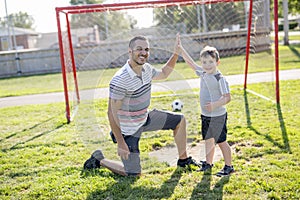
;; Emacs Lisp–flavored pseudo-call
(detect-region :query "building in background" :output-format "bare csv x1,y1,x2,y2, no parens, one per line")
0,26,39,51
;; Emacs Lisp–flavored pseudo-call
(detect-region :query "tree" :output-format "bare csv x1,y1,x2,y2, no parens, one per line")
271,0,299,45
288,0,300,15
69,0,136,40
0,11,35,30
271,0,299,18
153,2,244,34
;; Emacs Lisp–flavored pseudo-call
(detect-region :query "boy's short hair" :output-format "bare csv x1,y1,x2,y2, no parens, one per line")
200,46,220,62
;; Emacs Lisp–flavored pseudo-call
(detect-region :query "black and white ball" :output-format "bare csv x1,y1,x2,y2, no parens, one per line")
172,99,183,112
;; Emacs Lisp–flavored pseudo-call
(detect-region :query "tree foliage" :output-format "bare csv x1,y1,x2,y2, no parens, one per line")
154,3,245,34
270,0,299,18
282,0,299,16
69,0,136,39
0,11,35,30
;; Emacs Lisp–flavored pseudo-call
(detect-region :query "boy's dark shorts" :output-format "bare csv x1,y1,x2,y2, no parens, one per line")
201,113,227,143
121,109,183,176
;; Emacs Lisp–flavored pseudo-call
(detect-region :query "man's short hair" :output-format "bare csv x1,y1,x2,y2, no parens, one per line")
200,46,220,62
129,36,148,49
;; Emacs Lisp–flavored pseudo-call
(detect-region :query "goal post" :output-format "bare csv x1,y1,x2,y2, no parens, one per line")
55,0,278,123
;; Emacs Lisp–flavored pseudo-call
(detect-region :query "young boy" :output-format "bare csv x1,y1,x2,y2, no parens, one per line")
178,35,234,176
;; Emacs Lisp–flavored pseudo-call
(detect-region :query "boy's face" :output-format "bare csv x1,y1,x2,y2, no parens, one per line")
200,55,219,74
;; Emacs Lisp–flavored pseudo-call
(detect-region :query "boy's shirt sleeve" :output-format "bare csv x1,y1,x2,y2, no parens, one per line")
219,76,230,95
195,65,204,77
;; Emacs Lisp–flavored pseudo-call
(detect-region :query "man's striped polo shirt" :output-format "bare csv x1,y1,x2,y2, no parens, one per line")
109,60,160,135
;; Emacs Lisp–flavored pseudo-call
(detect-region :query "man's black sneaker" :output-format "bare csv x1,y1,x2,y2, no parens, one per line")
216,165,234,176
199,161,213,172
83,150,105,170
177,156,201,168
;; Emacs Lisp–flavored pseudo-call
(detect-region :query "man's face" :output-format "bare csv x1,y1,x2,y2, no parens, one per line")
130,40,150,65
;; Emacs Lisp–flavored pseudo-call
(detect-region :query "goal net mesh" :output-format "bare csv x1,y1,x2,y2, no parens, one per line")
56,0,273,146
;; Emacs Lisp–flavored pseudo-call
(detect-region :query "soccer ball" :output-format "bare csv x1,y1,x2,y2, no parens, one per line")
172,99,183,112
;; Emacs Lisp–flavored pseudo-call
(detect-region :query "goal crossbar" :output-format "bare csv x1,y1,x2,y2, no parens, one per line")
56,0,247,14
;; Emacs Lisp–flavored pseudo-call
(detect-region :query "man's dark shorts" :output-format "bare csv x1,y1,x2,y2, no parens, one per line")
201,113,227,144
121,109,183,176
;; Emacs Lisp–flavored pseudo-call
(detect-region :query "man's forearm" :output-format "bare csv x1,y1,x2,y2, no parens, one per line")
108,110,124,143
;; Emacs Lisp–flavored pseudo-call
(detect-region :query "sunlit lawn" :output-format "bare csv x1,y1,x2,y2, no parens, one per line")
0,79,299,199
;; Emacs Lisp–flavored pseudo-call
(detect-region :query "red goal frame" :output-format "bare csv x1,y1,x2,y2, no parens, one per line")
56,0,280,123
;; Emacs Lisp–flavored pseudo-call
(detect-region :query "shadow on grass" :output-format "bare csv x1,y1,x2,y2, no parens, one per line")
0,116,56,143
85,167,184,199
288,45,300,58
243,90,291,153
191,170,230,199
1,116,67,151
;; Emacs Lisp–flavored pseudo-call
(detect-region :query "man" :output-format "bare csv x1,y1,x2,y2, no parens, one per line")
84,35,200,176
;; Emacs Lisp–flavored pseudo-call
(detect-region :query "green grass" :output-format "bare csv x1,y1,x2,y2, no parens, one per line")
0,44,299,98
1,78,300,199
271,34,300,42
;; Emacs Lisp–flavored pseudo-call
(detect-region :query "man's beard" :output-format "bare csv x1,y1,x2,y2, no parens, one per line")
132,54,147,65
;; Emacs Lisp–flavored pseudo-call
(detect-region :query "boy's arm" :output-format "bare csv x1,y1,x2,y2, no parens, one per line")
178,36,200,71
205,93,231,112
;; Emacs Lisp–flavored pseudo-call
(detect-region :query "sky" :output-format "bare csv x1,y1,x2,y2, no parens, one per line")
0,0,153,33
0,0,70,33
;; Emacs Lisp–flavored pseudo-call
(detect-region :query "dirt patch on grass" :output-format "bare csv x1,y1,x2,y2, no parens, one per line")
149,141,223,166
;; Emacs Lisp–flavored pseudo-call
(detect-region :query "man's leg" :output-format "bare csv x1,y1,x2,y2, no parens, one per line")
83,150,129,176
143,109,200,168
173,117,188,159
121,134,142,176
84,130,142,177
100,159,129,176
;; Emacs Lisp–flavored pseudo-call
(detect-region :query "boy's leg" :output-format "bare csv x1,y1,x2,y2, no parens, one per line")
216,141,234,176
201,115,216,165
215,113,232,166
202,114,227,164
205,138,215,165
218,141,232,166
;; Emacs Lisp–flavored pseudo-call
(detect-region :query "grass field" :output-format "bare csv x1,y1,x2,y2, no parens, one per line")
0,79,299,199
0,42,299,199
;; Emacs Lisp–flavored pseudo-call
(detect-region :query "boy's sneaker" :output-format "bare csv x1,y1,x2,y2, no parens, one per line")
216,165,234,176
83,150,105,170
199,161,213,172
177,156,201,168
